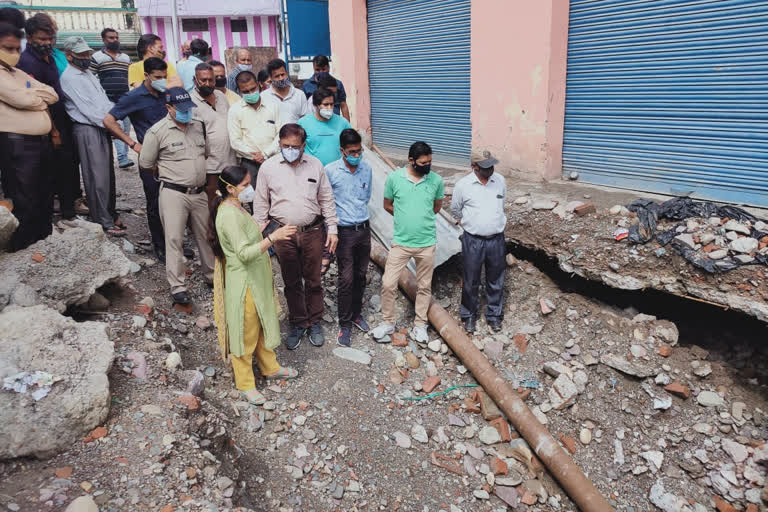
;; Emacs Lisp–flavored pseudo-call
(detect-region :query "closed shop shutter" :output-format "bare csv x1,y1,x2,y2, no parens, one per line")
563,0,768,206
367,0,471,164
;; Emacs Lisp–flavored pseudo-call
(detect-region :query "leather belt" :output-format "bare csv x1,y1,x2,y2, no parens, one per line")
271,215,323,232
161,181,205,195
465,231,503,240
338,221,370,231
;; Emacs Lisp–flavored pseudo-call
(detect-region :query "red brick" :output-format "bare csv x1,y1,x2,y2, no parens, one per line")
574,203,596,216
701,243,718,253
657,345,672,357
0,199,13,211
133,304,152,316
521,491,537,505
422,377,441,393
714,495,737,512
84,426,107,443
173,302,194,314
746,504,758,512
160,506,174,512
31,252,44,263
430,451,462,475
490,457,508,475
513,334,528,353
664,382,691,399
55,466,73,478
392,332,408,347
177,393,200,410
559,434,577,454
490,418,512,442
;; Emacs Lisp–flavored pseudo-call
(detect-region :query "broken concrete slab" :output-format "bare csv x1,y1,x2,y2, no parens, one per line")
600,354,657,378
0,205,19,252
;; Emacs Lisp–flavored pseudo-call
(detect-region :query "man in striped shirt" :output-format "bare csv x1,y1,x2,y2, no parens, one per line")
91,28,133,168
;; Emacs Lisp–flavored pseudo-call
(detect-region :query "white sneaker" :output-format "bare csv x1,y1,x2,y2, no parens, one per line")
411,325,428,343
371,323,394,340
56,218,80,229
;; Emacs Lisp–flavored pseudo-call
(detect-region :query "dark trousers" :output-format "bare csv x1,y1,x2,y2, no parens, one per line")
139,167,165,255
273,226,324,328
460,232,506,321
53,122,80,219
205,173,219,208
336,226,371,327
0,133,53,251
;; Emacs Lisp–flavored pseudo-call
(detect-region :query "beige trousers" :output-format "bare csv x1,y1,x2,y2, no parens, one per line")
381,244,436,326
158,187,214,293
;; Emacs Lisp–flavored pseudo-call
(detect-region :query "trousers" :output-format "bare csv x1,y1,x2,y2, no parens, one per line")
460,232,506,320
139,168,165,255
381,244,435,326
336,226,371,327
72,124,117,229
114,117,132,164
273,226,324,328
231,288,280,391
53,121,80,219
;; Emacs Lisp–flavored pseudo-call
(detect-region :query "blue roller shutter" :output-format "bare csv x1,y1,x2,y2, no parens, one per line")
563,0,768,207
367,0,470,164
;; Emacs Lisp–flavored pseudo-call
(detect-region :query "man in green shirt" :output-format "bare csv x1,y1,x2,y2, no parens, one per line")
372,141,444,343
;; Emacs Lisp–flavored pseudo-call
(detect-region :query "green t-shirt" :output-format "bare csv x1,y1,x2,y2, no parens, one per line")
383,167,445,248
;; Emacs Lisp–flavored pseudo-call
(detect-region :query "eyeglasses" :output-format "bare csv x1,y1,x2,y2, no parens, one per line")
344,149,363,157
281,144,303,150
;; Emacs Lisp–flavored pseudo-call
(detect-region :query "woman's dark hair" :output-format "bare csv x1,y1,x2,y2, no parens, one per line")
340,128,361,148
136,33,160,58
408,141,432,160
208,165,249,260
279,123,307,143
312,87,334,106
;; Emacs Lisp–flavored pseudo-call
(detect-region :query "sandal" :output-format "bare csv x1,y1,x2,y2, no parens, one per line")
114,220,127,230
239,388,266,405
105,227,125,236
320,259,331,276
265,367,298,380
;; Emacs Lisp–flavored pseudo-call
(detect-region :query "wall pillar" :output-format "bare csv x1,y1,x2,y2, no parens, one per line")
471,0,569,180
328,0,371,137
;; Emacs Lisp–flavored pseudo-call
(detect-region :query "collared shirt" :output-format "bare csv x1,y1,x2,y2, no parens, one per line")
226,68,244,95
384,167,445,248
0,65,58,136
261,84,308,125
128,59,177,87
108,83,167,143
302,74,347,115
176,55,203,92
60,66,114,127
227,98,281,160
191,88,236,174
450,172,507,237
90,50,130,102
297,112,351,166
253,153,339,234
138,115,208,187
324,157,372,226
16,47,67,130
223,88,240,106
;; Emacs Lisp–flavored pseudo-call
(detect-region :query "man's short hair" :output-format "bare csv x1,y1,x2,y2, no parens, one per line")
279,123,307,143
195,62,213,74
0,8,25,30
209,59,224,69
137,33,160,58
317,74,337,89
24,13,55,37
340,128,361,148
266,58,286,76
312,87,334,106
0,21,22,41
257,68,269,83
190,38,208,57
312,54,329,68
143,56,167,74
236,70,257,85
101,27,117,40
408,141,432,160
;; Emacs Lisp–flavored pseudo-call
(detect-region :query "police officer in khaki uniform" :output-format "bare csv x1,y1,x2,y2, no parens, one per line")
139,87,214,305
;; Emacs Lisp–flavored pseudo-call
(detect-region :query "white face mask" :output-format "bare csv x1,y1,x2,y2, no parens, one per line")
318,107,333,120
237,185,255,204
281,147,301,163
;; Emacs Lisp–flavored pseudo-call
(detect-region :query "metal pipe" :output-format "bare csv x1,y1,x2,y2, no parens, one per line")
369,240,614,512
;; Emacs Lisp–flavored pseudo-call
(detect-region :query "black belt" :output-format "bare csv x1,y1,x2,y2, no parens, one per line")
338,221,370,231
161,181,205,195
4,133,49,141
271,215,323,232
465,231,503,240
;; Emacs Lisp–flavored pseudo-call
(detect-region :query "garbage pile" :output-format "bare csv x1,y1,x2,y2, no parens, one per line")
623,197,768,273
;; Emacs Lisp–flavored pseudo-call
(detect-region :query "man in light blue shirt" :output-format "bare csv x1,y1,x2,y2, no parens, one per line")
176,38,208,92
297,88,351,166
450,149,507,334
324,128,372,347
59,36,124,236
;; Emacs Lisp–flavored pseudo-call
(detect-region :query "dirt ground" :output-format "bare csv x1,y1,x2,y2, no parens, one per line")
1,163,768,512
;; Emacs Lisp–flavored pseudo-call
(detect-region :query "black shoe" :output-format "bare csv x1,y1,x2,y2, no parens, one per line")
285,326,305,350
488,318,502,333
463,316,476,334
351,316,370,332
183,247,194,259
155,248,166,263
118,159,135,169
172,291,191,305
337,326,351,347
309,323,325,347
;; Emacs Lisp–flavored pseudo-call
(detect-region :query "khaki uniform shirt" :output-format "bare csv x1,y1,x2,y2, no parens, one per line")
191,89,236,174
139,115,208,187
227,97,281,160
0,64,58,135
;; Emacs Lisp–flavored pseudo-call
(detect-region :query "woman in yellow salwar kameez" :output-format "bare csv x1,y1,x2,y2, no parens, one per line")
208,165,299,405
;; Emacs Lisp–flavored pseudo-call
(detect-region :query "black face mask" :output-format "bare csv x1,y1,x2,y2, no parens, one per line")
105,40,120,52
413,163,431,175
476,166,494,179
214,76,226,88
197,84,214,97
72,57,92,70
29,41,53,57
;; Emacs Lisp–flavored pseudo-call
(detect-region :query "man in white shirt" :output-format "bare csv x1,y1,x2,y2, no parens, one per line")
450,149,507,334
260,58,307,126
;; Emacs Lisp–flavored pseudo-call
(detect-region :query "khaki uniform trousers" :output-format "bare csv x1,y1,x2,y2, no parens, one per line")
158,186,215,293
381,244,436,327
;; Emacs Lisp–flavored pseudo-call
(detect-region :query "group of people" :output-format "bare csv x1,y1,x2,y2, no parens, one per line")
0,14,510,403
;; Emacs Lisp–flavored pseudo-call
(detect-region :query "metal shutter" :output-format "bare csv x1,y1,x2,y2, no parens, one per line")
563,0,768,207
367,0,470,164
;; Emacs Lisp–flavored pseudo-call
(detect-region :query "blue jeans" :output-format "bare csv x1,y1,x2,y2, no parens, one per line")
115,117,132,164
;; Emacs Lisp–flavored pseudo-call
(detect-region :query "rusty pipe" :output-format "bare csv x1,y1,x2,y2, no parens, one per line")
370,240,614,512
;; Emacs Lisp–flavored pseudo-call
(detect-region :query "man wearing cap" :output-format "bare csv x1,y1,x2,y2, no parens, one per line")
139,87,214,306
59,36,123,236
450,149,507,334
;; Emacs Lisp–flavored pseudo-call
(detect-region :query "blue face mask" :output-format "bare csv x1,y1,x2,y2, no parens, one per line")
345,153,362,166
237,63,252,72
150,78,167,92
174,108,192,124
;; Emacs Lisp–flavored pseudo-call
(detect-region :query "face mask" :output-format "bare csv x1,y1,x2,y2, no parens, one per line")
476,166,494,179
318,107,333,120
413,163,431,175
315,71,329,80
150,78,167,92
237,185,255,204
105,41,120,52
281,147,301,163
196,83,214,97
0,49,20,68
174,108,192,124
29,42,53,57
273,78,291,89
344,153,362,166
237,63,252,72
243,91,261,104
215,76,226,88
72,57,91,70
